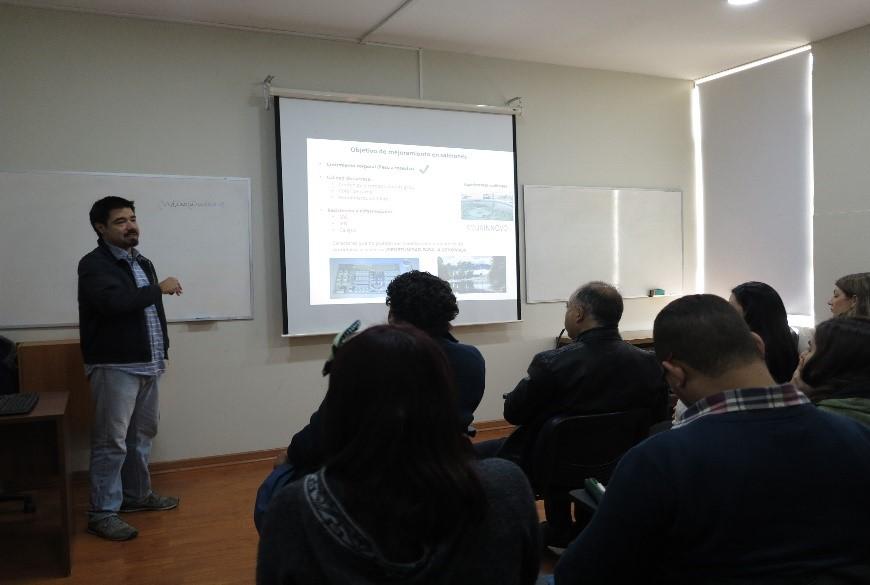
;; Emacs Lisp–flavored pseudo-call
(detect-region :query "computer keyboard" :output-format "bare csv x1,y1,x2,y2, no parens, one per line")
0,393,39,416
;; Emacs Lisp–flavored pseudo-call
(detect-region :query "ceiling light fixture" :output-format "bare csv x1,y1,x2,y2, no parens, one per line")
728,0,760,5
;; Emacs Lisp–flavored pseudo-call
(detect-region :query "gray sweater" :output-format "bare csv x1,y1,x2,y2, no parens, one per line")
257,458,540,585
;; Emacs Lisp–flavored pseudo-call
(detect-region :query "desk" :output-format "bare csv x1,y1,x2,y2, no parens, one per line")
557,330,655,350
0,392,72,577
17,339,91,468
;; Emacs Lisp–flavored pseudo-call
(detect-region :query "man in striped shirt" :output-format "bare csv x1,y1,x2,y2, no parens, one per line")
78,196,183,541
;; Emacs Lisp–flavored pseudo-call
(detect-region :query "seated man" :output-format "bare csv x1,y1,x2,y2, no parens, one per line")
485,281,668,467
482,281,668,544
554,295,870,584
285,271,484,481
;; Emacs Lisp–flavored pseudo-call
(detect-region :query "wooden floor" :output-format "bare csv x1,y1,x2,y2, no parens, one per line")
4,428,556,584
5,459,269,584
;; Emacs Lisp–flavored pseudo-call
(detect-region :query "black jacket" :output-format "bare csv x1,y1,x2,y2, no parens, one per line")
258,458,540,585
78,239,168,365
501,326,669,470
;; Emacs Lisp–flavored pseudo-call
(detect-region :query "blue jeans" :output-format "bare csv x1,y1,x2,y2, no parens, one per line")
88,368,159,521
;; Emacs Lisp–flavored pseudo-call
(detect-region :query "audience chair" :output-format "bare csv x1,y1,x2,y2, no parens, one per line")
649,418,673,436
531,409,651,545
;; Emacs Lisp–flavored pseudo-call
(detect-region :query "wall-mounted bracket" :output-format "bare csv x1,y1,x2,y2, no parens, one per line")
263,75,275,110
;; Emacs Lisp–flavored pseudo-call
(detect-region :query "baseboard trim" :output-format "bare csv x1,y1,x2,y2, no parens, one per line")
150,447,287,475
72,447,285,484
473,418,514,432
71,419,513,483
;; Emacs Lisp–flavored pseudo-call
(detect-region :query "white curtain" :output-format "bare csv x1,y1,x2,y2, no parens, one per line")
698,51,813,316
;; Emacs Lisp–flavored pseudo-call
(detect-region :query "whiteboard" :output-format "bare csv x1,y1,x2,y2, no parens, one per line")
523,185,683,302
0,170,253,328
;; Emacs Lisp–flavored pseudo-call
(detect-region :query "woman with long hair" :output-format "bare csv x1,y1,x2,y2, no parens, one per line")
793,317,870,427
828,272,870,317
729,281,799,384
257,324,539,585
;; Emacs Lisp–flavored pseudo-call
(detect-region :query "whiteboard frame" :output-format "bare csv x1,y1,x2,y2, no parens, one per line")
522,184,684,304
0,169,254,329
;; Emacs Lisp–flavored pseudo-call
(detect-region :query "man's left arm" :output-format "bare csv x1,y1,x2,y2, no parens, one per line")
78,257,162,316
454,345,486,428
504,353,557,425
145,259,183,296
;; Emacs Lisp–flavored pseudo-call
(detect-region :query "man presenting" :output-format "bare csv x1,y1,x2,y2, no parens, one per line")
79,196,182,541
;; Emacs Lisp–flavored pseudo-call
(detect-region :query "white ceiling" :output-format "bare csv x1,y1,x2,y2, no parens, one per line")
9,0,870,79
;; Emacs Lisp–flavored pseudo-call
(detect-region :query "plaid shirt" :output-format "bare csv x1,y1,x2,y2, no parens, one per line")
85,242,165,377
673,384,810,428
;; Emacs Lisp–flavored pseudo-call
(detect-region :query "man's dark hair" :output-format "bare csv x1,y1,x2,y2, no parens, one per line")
654,294,760,377
89,196,135,236
570,281,623,328
385,271,458,337
802,317,870,402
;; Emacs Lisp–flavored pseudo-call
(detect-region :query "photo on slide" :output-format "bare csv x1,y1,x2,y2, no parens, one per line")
330,258,419,299
460,193,514,221
437,256,507,294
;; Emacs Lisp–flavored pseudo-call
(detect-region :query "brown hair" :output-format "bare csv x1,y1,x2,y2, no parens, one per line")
835,272,870,318
801,317,870,402
320,324,485,554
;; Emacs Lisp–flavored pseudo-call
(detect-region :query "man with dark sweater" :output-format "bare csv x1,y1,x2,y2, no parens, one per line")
554,294,870,584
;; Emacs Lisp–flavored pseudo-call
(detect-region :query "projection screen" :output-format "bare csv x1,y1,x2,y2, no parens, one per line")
275,96,520,336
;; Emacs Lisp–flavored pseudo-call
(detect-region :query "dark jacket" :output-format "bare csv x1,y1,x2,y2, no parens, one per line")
78,239,168,364
437,333,486,429
257,458,540,585
285,333,485,475
501,326,669,470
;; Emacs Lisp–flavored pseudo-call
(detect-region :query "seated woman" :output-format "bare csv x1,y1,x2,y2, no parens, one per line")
257,324,540,585
284,271,483,480
793,317,870,427
729,281,799,383
828,272,870,318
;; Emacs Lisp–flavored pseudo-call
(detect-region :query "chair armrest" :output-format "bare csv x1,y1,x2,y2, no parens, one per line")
569,488,599,514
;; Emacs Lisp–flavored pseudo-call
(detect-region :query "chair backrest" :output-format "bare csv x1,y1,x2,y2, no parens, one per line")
0,335,18,395
532,409,651,491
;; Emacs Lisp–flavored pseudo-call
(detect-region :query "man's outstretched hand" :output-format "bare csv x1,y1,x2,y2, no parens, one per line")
159,277,183,295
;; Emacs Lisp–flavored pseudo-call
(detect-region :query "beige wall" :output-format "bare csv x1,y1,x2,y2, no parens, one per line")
0,5,694,469
811,25,870,321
